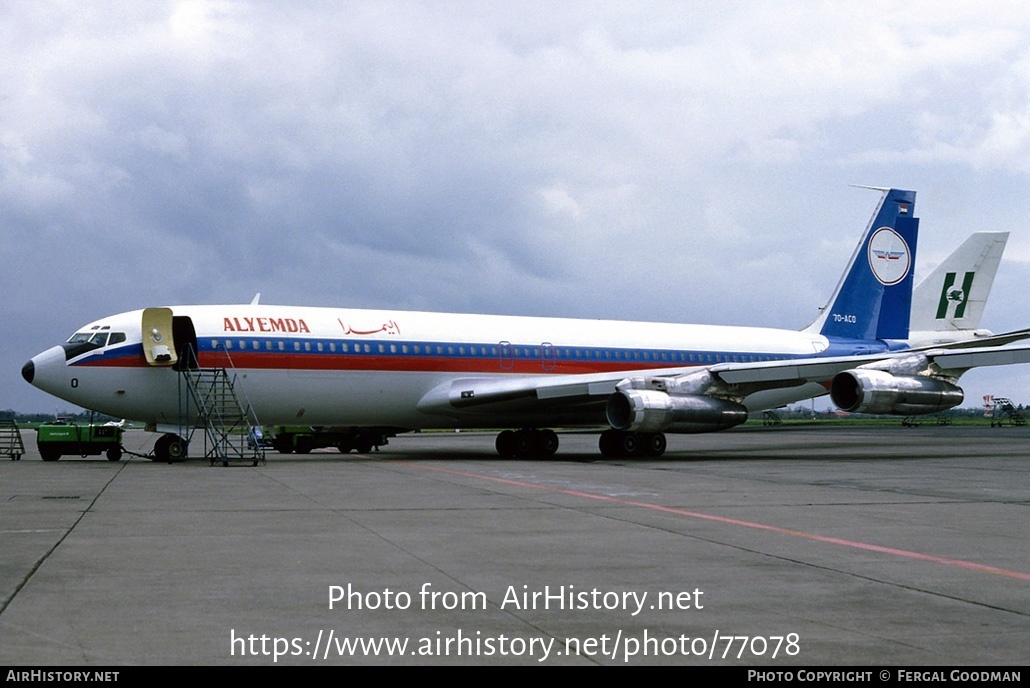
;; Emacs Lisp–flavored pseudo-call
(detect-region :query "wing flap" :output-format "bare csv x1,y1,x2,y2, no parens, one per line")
537,380,621,399
416,372,631,417
713,331,1030,389
711,354,892,386
415,360,709,417
929,344,1030,372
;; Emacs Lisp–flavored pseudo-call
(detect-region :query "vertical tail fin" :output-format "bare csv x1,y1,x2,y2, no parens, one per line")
805,187,919,341
908,231,1008,339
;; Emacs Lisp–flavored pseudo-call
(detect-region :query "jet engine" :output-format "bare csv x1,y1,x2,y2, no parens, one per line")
606,389,748,434
830,369,963,415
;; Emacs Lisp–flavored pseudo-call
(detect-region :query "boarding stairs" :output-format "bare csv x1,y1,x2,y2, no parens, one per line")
178,348,265,466
0,420,25,460
989,398,1027,427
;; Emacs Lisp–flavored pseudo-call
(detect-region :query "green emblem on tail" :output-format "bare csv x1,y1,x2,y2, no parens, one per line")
936,271,975,319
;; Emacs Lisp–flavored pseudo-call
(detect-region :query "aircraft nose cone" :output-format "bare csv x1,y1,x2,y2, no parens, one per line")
22,360,34,384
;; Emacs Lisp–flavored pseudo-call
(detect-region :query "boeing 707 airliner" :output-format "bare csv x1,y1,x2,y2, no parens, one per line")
22,187,1030,460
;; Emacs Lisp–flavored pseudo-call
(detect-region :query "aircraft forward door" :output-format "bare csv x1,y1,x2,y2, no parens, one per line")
141,309,199,369
172,316,199,370
142,308,178,367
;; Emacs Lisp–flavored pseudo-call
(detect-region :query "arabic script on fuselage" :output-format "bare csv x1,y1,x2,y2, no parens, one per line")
338,318,401,336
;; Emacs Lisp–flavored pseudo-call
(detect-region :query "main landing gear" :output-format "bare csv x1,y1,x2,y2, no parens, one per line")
495,428,559,458
598,429,667,457
492,428,669,458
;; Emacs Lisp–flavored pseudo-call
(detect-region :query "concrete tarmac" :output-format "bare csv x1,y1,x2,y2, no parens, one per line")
0,424,1027,666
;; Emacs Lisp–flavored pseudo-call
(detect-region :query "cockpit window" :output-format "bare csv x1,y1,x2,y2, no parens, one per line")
66,331,125,348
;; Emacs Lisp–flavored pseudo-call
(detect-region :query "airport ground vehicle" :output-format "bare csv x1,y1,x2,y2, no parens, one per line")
269,426,388,454
35,420,124,462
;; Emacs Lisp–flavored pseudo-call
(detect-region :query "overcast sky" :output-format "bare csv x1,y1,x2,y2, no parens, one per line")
3,1,1029,413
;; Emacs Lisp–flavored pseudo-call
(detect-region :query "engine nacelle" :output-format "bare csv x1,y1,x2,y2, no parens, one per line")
606,390,748,434
830,369,963,415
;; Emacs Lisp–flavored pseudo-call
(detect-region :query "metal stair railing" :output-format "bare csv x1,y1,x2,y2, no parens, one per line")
177,345,265,466
990,397,1027,427
0,419,25,460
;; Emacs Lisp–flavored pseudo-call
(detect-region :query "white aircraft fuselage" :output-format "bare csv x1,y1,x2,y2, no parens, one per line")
27,304,848,430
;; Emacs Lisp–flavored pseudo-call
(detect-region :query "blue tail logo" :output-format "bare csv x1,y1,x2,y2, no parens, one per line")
868,227,911,286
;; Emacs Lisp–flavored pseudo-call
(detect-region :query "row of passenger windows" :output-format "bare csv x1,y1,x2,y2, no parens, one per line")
208,339,792,364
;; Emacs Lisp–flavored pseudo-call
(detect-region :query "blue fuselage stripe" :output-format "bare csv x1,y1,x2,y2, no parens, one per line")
70,335,896,372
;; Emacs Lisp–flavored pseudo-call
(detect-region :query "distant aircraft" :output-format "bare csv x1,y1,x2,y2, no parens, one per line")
22,188,1030,461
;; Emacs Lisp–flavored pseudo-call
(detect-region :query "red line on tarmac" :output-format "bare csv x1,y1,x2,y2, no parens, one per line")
394,461,1030,582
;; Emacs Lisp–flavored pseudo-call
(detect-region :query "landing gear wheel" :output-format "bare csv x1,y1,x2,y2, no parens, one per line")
496,430,517,457
354,434,374,454
599,430,664,457
619,431,639,456
538,429,559,457
513,430,532,456
644,432,667,457
154,434,188,463
496,429,560,457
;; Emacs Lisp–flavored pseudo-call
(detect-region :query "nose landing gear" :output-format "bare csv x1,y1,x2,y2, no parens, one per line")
153,433,188,463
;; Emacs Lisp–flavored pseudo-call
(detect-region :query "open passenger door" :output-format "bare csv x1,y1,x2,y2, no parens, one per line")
142,308,177,366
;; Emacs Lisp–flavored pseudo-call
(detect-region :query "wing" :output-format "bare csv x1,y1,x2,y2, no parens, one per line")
416,336,1030,431
416,368,649,424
